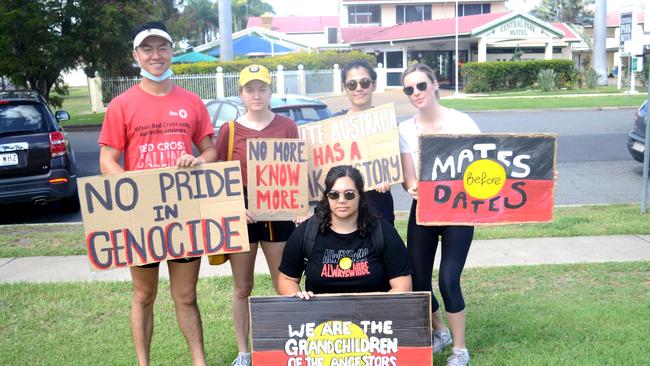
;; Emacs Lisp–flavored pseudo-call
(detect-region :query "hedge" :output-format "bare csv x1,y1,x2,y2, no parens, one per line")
171,51,376,74
462,59,577,93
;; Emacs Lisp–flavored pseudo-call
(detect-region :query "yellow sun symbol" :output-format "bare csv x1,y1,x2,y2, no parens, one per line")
339,257,352,270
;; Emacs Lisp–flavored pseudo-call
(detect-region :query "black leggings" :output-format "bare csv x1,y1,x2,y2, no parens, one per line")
407,200,473,313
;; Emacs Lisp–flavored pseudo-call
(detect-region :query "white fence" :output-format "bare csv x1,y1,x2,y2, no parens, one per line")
99,64,388,104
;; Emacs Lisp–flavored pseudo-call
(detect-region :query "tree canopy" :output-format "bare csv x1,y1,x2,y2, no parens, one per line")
0,0,274,106
0,0,180,106
531,0,594,25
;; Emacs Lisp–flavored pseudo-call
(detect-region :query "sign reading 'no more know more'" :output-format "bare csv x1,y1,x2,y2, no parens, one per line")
247,138,309,220
250,292,432,366
417,134,557,225
298,103,403,201
78,161,250,271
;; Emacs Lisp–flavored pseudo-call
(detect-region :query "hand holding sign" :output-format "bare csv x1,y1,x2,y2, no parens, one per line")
246,138,309,221
78,161,250,270
417,133,557,225
298,103,403,201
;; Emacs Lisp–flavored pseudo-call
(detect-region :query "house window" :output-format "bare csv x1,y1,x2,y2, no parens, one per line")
457,3,491,17
348,5,381,24
327,27,338,44
396,5,432,23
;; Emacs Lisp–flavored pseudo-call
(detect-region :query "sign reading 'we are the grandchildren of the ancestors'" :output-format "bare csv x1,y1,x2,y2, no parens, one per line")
78,161,250,270
247,138,309,220
298,103,403,201
417,134,557,225
249,292,432,366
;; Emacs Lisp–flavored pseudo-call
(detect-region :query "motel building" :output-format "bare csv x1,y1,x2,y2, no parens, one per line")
336,0,580,88
250,0,580,89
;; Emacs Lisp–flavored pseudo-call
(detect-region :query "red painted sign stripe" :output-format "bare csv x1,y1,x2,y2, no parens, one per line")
418,179,554,224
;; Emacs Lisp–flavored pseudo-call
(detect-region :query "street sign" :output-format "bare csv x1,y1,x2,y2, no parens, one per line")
620,12,633,46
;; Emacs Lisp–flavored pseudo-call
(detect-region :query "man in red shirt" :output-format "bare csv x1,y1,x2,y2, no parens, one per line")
98,22,216,366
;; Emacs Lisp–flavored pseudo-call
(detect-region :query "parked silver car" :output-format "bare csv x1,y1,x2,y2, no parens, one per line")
204,93,333,134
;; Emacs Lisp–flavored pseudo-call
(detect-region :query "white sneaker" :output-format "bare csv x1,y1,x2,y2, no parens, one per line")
231,352,251,366
432,329,452,353
446,348,470,366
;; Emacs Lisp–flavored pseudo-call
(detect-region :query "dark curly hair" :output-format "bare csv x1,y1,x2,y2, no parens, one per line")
315,165,376,237
341,60,377,83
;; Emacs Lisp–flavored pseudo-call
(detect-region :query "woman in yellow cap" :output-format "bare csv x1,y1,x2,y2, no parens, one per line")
213,64,299,366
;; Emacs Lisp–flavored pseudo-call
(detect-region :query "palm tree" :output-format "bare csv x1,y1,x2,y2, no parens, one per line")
180,0,219,46
232,0,275,32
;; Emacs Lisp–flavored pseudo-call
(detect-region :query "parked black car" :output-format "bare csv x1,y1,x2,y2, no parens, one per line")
0,91,79,210
627,101,649,166
205,93,333,134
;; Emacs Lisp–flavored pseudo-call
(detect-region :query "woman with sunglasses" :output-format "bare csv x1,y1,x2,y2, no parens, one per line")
331,60,396,225
213,64,299,366
398,63,479,366
278,165,411,299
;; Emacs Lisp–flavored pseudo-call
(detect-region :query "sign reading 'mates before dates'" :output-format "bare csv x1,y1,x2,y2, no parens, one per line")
250,292,432,366
298,104,403,201
78,161,249,270
247,138,309,220
417,134,557,225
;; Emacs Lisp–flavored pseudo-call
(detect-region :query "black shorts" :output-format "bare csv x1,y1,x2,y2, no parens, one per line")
247,220,295,243
138,256,201,269
243,187,295,243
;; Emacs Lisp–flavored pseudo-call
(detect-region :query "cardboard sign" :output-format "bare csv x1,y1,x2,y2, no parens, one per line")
78,161,250,271
298,104,403,201
250,292,432,366
247,138,309,220
417,133,557,225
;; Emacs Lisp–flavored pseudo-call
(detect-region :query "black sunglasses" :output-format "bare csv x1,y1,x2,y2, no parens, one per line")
326,190,357,201
403,81,429,96
345,78,373,91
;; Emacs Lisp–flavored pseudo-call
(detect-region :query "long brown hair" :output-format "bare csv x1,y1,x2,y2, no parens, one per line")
401,63,440,100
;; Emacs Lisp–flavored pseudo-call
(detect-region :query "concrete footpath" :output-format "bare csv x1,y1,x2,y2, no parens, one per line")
1,235,649,284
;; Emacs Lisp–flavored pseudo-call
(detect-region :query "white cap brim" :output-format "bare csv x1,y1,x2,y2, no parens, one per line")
133,28,173,49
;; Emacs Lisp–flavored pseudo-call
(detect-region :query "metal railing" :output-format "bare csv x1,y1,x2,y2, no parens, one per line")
99,64,391,104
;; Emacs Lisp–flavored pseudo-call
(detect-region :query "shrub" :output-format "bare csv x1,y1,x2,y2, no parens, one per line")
537,69,558,92
171,51,376,74
463,59,576,93
584,68,601,89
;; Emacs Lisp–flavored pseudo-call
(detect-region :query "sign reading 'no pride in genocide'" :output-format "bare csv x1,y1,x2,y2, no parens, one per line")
247,138,309,220
250,292,432,366
417,133,557,225
298,103,403,201
78,161,250,271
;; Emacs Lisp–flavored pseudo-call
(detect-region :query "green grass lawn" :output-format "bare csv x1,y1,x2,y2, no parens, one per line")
58,86,105,126
1,204,648,258
441,94,647,111
1,262,648,365
475,85,638,97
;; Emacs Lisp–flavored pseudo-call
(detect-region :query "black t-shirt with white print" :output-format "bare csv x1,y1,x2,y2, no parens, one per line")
279,218,411,294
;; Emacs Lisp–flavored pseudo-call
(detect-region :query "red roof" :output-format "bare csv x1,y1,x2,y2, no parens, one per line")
551,22,579,39
247,16,339,33
343,12,506,43
341,13,578,44
606,11,645,27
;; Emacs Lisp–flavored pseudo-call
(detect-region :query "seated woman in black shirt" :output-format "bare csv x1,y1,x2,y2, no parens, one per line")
278,165,412,299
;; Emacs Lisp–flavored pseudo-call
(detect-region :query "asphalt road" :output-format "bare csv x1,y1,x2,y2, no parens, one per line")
1,107,648,224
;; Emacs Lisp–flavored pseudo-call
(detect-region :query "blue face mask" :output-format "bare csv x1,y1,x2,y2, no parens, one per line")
140,68,173,82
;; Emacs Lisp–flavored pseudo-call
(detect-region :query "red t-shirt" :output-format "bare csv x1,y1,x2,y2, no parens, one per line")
98,85,214,171
214,115,298,185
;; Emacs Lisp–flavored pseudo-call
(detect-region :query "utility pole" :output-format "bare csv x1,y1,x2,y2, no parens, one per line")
218,0,233,61
592,0,607,85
